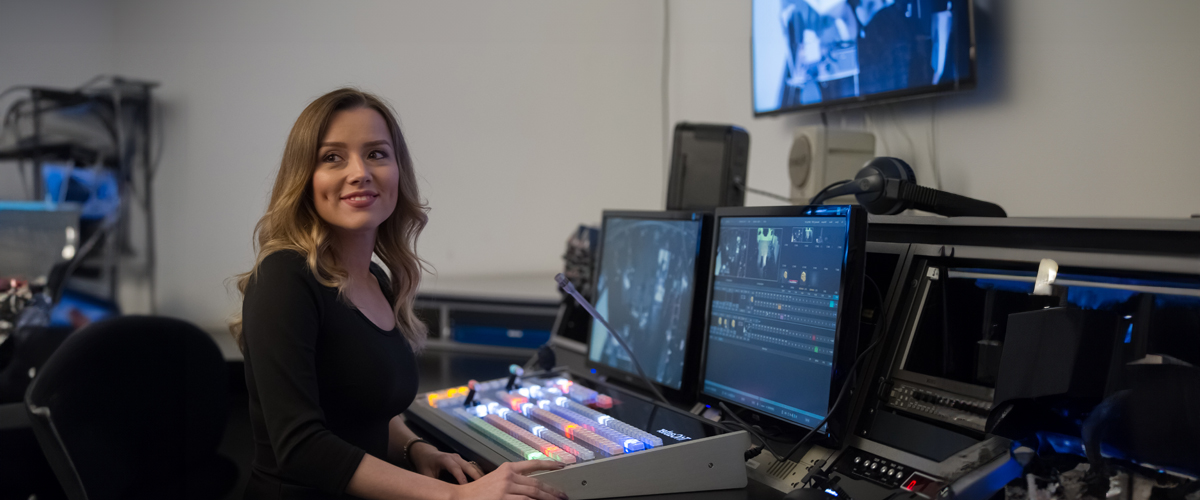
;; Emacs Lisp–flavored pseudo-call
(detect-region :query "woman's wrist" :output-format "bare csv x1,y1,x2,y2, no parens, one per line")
410,441,437,459
403,437,434,464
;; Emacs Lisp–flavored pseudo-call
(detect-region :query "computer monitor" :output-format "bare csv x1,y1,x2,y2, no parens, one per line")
698,205,868,444
587,211,713,397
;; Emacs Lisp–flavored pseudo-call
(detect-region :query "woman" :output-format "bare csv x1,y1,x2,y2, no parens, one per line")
231,88,567,500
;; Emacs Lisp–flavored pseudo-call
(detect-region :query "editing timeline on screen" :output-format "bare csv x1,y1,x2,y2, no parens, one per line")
589,215,704,391
703,207,854,430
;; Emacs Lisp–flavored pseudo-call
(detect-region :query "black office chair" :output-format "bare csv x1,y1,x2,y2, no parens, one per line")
25,315,237,500
0,324,76,500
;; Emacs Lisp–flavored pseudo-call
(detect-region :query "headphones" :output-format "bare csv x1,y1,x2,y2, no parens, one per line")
811,157,1007,217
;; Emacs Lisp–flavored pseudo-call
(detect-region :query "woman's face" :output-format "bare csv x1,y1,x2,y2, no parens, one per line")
312,107,400,236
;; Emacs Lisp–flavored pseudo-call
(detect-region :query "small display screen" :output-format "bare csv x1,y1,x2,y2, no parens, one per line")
752,0,974,115
589,216,704,390
702,207,855,429
902,471,943,498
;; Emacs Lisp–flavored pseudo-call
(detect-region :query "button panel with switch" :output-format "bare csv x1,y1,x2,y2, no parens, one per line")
833,447,942,492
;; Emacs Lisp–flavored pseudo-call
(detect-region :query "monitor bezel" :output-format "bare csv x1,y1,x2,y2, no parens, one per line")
585,209,714,403
696,204,868,447
750,0,978,117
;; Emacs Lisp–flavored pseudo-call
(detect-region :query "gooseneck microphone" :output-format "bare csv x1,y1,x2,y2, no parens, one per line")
811,157,1007,217
554,273,671,407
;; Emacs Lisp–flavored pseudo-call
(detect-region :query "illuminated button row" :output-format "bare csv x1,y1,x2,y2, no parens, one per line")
493,391,529,412
568,385,597,405
595,394,613,408
450,408,548,461
426,386,469,407
525,407,624,457
483,414,576,464
542,402,644,453
553,398,663,448
489,400,597,460
528,424,594,462
523,407,579,438
482,401,595,462
562,385,614,409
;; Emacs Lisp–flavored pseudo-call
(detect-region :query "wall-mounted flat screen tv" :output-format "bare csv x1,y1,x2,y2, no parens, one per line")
752,0,976,116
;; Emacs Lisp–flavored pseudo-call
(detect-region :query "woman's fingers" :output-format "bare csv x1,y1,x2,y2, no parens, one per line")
510,474,567,500
444,457,468,485
510,483,564,500
455,456,484,480
507,459,566,475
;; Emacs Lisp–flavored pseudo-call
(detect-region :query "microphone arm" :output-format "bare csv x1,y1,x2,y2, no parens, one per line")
811,174,1007,217
554,273,671,407
889,180,1008,217
810,174,884,205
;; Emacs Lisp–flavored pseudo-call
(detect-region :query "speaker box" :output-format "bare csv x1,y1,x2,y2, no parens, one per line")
666,123,749,211
787,126,875,204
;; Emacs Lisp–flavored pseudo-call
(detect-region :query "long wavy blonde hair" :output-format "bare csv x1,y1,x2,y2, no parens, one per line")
230,88,429,350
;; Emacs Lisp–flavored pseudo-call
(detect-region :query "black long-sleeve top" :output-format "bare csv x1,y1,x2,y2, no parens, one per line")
241,250,419,499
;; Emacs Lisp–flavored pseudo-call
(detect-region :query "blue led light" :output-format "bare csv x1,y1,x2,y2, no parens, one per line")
624,439,642,453
825,489,839,497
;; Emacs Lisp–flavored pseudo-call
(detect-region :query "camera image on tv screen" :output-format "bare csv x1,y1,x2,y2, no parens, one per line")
753,0,973,113
588,218,702,390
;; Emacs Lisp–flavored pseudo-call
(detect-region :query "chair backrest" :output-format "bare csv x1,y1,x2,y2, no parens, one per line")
25,315,228,500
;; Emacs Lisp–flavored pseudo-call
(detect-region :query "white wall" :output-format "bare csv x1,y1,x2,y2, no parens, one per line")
0,0,116,199
108,1,668,329
11,0,1200,332
667,0,1200,218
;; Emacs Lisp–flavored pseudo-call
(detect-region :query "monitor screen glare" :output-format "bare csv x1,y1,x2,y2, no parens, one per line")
589,217,704,390
702,209,853,429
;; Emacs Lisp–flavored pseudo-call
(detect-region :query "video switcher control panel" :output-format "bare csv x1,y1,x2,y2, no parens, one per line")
407,373,751,499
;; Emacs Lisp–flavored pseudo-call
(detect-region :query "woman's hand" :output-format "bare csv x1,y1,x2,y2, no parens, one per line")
450,461,568,500
409,442,483,484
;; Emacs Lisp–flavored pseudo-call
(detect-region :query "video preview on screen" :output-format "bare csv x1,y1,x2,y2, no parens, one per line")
589,217,703,390
703,211,851,429
753,0,973,114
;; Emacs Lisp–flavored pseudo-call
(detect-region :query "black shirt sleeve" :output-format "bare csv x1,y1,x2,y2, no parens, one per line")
242,251,365,496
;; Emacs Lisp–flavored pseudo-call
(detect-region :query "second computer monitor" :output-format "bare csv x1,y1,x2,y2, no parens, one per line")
587,211,712,396
699,205,867,444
